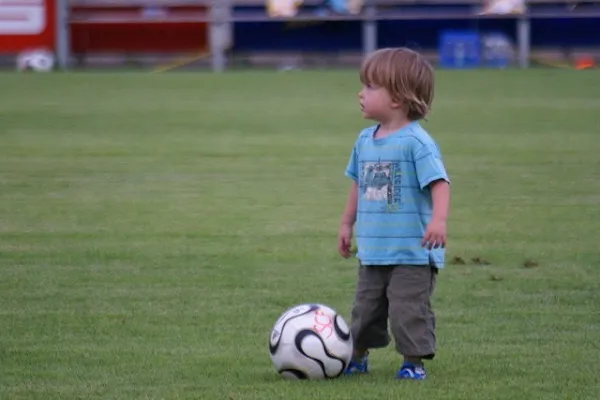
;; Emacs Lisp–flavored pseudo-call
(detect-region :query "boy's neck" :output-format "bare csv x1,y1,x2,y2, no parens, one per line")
374,115,413,138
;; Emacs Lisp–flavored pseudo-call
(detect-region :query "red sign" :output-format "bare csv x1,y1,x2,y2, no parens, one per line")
70,5,208,54
0,0,56,53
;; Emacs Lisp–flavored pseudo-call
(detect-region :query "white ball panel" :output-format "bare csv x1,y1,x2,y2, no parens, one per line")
269,304,315,349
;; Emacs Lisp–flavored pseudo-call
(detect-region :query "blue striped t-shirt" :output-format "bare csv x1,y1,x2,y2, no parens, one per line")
345,122,450,268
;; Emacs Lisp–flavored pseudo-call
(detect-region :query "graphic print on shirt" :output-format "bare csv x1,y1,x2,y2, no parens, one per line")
359,160,402,212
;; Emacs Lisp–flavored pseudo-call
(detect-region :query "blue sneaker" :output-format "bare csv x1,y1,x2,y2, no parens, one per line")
344,355,368,375
396,362,426,380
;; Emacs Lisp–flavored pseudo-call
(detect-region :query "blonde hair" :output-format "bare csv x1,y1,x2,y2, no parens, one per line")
359,47,435,121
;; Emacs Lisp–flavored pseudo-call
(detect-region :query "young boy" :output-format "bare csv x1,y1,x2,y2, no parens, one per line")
337,48,450,380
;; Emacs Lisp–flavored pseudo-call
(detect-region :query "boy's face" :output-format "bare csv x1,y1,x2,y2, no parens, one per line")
358,84,397,121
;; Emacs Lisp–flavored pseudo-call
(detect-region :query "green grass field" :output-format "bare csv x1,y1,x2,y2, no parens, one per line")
1,70,599,400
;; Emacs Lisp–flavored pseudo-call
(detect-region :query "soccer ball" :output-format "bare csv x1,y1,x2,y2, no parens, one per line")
268,303,353,380
16,49,55,72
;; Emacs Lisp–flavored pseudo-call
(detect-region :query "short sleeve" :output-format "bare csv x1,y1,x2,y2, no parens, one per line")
414,143,450,189
344,142,359,182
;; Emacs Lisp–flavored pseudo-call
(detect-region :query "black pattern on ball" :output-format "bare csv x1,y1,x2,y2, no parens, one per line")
294,329,346,379
333,315,351,341
269,304,320,355
279,369,308,379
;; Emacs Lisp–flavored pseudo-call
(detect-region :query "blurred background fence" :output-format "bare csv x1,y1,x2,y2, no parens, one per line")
1,0,599,71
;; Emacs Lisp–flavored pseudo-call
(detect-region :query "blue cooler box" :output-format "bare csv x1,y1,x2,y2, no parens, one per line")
438,31,480,69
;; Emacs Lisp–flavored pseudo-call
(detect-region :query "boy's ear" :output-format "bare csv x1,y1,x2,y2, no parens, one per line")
390,100,402,110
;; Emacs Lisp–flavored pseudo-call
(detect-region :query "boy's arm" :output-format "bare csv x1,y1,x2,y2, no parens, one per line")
413,142,451,249
339,136,360,258
430,179,450,223
338,182,358,258
422,179,450,248
340,182,358,227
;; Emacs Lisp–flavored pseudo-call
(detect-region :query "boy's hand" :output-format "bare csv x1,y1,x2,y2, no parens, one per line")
338,223,354,258
422,219,446,249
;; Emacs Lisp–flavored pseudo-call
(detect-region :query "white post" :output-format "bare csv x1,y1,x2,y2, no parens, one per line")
55,0,70,69
362,1,377,57
517,15,530,68
210,0,230,72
